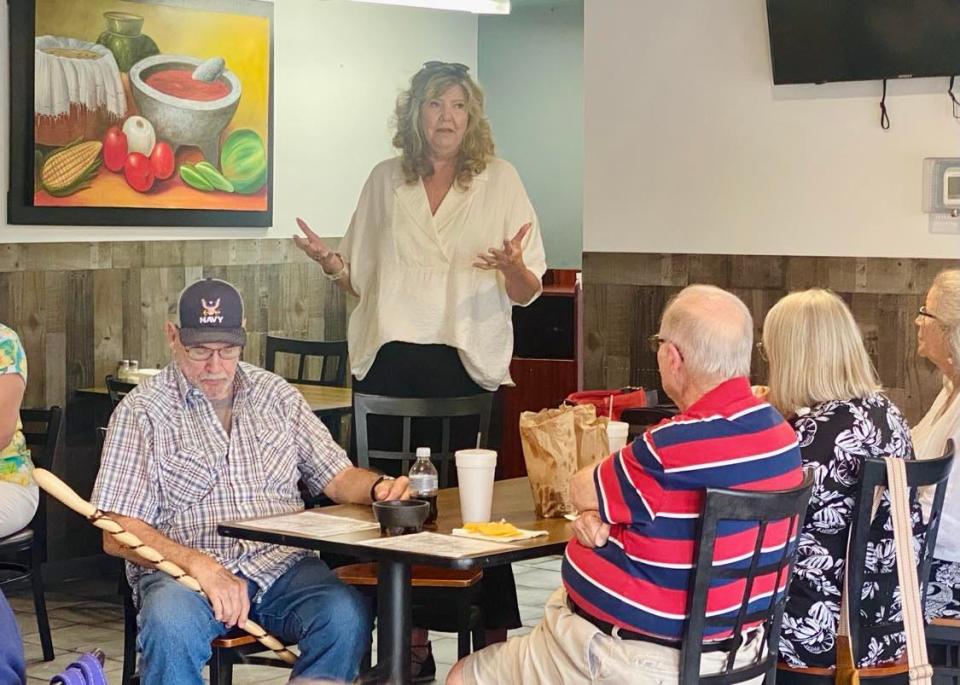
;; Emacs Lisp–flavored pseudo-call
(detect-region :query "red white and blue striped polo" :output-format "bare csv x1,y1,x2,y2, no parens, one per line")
562,376,803,641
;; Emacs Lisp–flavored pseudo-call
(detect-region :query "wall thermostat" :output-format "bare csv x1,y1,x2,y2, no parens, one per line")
923,158,960,232
943,167,960,208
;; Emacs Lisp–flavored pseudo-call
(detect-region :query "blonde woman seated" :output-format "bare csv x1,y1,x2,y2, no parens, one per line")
763,290,919,676
913,269,960,620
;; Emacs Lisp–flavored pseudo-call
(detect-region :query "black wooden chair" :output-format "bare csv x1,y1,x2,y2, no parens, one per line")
918,441,960,685
353,393,493,487
264,335,348,388
0,406,62,662
679,468,815,684
338,392,495,659
621,405,679,442
99,375,137,450
265,336,350,446
105,375,137,410
777,441,955,684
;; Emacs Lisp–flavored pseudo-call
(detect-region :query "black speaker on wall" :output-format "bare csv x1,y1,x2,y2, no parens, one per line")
512,293,575,361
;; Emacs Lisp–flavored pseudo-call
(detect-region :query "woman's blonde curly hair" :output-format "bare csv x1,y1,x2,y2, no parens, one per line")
393,62,495,189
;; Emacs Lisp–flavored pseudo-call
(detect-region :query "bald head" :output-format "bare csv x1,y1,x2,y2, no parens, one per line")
660,285,753,383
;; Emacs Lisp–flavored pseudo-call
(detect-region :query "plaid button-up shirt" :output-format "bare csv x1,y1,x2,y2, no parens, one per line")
91,362,351,604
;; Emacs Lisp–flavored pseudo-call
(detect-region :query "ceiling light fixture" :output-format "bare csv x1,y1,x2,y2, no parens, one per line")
349,0,509,15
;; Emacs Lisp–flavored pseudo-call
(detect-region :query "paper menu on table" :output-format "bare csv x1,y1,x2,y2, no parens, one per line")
356,531,517,558
235,511,379,538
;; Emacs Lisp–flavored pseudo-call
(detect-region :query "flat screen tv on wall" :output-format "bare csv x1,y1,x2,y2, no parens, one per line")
767,0,960,85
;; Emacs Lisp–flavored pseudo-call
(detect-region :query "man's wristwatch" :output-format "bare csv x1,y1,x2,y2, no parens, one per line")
370,475,395,502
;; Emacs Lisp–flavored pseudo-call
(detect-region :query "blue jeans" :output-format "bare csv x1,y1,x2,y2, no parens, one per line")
137,556,370,685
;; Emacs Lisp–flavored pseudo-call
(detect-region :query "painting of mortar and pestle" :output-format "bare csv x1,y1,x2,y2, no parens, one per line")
130,54,241,167
129,54,266,195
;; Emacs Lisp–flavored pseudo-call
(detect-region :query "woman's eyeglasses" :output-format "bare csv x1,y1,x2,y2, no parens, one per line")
918,305,941,322
184,345,243,362
423,61,469,74
756,341,768,362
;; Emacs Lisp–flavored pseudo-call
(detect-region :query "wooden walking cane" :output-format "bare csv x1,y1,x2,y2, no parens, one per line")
31,468,298,665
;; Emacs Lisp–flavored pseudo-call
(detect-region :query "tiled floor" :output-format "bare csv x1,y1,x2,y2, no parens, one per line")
6,555,561,684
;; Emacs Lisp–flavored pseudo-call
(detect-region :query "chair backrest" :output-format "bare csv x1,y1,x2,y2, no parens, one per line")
353,392,493,487
104,375,137,410
264,336,348,387
20,406,62,557
846,440,955,664
680,468,815,684
621,405,679,442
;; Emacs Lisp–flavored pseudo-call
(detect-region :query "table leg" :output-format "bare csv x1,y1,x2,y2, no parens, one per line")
377,559,411,685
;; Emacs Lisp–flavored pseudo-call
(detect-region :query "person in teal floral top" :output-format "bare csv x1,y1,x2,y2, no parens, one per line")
0,323,35,538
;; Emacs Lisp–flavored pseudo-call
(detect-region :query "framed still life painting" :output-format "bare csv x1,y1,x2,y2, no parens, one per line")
7,0,273,226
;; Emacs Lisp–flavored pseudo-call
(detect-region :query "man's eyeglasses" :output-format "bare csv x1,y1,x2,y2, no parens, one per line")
918,305,941,322
423,61,469,74
647,334,684,360
184,346,242,362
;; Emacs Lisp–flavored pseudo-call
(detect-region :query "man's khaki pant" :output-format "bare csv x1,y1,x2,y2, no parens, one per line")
461,588,767,685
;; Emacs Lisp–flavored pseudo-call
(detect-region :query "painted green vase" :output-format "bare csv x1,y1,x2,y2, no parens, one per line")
96,12,159,73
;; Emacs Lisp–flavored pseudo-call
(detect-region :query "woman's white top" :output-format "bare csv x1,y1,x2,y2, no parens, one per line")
339,157,547,391
914,378,960,561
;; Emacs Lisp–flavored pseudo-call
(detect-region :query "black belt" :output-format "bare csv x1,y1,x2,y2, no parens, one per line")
568,597,741,653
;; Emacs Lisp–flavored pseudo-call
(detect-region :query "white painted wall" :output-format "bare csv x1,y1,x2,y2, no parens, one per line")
585,0,960,258
0,0,477,243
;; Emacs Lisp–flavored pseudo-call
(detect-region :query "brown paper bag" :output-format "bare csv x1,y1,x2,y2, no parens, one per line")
519,405,611,518
573,404,611,469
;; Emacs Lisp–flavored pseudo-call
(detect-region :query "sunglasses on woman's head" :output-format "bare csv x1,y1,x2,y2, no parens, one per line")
423,61,469,74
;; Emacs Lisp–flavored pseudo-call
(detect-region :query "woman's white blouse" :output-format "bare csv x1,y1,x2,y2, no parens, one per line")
339,157,547,391
914,378,960,561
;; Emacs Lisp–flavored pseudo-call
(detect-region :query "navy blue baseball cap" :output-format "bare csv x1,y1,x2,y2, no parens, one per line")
176,278,247,347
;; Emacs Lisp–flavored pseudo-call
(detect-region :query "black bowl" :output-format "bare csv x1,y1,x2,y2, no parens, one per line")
372,500,429,535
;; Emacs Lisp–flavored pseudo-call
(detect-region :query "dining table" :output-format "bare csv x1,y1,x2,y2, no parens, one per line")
75,382,352,416
218,477,572,685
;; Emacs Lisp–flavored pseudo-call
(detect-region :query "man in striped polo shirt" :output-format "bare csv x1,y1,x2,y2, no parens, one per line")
449,284,803,685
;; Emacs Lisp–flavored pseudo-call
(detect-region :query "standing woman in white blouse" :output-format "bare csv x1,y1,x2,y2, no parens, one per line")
293,61,546,678
912,269,960,620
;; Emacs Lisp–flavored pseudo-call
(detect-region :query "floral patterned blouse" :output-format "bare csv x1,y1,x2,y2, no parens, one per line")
778,394,920,669
0,324,31,486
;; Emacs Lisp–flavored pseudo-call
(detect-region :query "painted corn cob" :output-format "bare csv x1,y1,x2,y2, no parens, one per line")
40,140,102,197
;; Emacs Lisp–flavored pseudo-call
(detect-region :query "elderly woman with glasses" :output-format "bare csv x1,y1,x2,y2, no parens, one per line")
759,290,919,678
292,61,546,678
910,269,960,620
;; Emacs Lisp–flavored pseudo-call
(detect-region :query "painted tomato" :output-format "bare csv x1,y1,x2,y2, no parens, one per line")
149,141,175,180
102,126,127,172
124,152,155,192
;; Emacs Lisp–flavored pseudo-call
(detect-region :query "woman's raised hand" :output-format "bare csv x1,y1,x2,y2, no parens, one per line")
293,217,343,275
474,222,531,274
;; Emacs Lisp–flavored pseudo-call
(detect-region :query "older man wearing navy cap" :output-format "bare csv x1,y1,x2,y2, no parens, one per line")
92,278,407,684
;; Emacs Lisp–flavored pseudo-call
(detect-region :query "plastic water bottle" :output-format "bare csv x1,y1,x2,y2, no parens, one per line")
408,447,439,524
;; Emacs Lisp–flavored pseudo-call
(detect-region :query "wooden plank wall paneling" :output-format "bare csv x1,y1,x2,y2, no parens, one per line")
583,253,959,425
0,238,348,563
0,238,347,409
